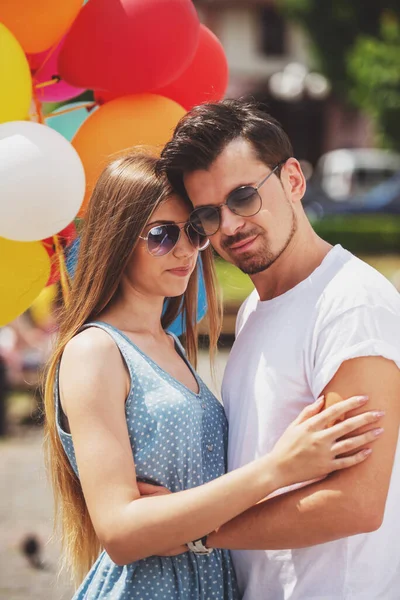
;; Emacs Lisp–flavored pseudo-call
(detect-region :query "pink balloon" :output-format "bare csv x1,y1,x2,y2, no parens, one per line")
31,36,85,103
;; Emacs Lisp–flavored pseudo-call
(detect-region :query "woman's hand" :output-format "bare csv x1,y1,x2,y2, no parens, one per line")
270,395,384,488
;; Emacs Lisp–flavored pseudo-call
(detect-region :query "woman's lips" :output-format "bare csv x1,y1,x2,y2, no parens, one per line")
167,267,192,277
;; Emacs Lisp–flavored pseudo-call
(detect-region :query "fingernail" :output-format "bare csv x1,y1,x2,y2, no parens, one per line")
357,395,369,404
373,410,385,417
315,395,324,404
362,448,372,456
374,427,384,436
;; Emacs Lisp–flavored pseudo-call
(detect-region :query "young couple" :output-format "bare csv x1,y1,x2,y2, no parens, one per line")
44,100,400,600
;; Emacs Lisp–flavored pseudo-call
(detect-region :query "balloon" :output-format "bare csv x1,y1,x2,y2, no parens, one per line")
0,237,50,327
72,94,186,213
0,0,83,54
155,25,229,110
32,36,85,103
45,102,95,142
42,222,77,286
29,284,57,328
65,237,206,335
0,121,85,242
0,24,32,124
59,0,200,94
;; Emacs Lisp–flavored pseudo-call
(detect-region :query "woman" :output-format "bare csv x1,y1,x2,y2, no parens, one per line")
43,152,383,599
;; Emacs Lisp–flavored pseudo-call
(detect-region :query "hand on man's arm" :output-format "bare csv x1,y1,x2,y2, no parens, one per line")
207,355,400,550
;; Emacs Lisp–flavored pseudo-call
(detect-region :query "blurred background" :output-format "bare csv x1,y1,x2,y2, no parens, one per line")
1,0,400,598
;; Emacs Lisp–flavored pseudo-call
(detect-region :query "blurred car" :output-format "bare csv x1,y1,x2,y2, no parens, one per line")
332,171,400,215
303,171,400,219
313,148,400,201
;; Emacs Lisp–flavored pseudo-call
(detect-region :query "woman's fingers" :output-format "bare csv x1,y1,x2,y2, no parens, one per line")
332,447,373,471
136,481,171,497
311,395,370,429
332,427,384,456
293,396,325,425
327,409,385,439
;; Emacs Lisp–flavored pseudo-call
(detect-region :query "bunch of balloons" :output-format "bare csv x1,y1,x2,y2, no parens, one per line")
0,0,229,326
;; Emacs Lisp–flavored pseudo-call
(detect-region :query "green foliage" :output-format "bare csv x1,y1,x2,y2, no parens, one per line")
312,215,400,255
278,0,384,98
348,17,400,151
278,1,400,149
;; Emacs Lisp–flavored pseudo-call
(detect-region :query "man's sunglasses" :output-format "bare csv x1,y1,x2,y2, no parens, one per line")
139,222,210,257
189,162,285,237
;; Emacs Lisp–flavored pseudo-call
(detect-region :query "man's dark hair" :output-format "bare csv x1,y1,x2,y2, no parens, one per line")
158,99,293,198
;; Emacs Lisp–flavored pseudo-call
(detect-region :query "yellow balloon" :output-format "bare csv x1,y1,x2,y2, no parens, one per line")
30,284,57,328
0,23,32,124
0,237,50,327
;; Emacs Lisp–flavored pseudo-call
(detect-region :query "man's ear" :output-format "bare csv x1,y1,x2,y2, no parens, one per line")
281,158,306,204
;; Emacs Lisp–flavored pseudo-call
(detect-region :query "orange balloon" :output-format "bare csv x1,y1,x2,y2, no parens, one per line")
72,94,186,215
0,0,83,53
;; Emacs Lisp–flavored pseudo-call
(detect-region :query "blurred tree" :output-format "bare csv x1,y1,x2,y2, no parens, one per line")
348,16,400,151
279,1,400,150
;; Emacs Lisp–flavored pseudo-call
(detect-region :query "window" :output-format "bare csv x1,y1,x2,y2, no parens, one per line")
260,6,285,56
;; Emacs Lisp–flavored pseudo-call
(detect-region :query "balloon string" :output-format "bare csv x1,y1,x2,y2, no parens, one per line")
48,102,97,117
35,76,61,89
53,235,71,307
31,84,45,124
31,32,64,77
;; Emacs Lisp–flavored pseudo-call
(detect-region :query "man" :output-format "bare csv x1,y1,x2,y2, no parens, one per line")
157,100,400,599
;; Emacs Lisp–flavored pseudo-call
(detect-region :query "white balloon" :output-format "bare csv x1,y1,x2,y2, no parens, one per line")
0,121,85,242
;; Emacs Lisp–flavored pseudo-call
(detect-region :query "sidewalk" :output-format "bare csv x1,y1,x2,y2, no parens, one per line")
0,429,73,600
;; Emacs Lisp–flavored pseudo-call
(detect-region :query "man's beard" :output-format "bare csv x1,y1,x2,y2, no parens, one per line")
221,207,298,275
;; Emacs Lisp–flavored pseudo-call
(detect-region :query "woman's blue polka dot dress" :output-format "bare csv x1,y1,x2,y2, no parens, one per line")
56,321,240,599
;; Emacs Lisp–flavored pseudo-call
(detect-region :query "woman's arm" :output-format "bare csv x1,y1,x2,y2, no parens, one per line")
60,329,383,565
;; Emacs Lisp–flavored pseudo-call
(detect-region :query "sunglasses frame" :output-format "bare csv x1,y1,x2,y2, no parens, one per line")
189,161,285,236
139,221,210,257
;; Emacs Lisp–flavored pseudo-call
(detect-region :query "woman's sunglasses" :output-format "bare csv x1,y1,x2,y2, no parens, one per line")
189,162,285,237
139,222,210,257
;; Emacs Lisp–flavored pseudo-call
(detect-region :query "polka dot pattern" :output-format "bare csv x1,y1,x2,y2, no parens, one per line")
55,321,240,599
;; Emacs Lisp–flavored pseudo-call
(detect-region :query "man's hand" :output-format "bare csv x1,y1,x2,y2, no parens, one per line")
136,481,189,556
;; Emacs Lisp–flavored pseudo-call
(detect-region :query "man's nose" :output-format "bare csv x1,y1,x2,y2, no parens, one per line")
218,204,246,236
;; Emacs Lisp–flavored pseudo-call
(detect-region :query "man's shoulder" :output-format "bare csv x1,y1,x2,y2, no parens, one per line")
318,247,400,321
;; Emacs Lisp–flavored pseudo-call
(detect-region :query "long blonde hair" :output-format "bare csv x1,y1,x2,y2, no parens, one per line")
43,152,222,584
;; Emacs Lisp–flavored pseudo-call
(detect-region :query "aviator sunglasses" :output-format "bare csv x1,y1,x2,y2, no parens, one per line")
189,161,286,237
139,221,210,257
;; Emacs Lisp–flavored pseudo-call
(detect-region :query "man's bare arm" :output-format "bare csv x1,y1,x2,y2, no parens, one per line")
208,355,400,550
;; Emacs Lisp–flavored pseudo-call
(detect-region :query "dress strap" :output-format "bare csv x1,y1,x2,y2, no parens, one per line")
80,321,135,381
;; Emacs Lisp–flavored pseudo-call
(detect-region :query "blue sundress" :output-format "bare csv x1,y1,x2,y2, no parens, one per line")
56,321,239,599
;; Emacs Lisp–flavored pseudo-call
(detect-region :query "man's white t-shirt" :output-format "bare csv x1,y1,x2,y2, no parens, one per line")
222,245,400,600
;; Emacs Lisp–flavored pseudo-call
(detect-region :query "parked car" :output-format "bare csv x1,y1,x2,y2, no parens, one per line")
313,148,400,201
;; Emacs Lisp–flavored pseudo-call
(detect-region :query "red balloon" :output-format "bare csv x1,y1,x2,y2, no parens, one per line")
58,0,200,95
95,25,229,110
155,25,229,109
42,222,77,286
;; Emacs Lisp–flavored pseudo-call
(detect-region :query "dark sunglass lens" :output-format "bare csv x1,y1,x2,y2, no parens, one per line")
190,206,220,236
147,225,179,256
228,186,261,216
187,225,208,250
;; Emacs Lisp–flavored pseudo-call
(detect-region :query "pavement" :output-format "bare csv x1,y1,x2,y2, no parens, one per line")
0,429,73,600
